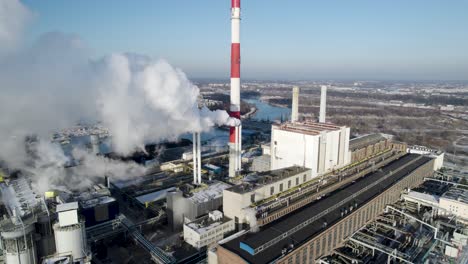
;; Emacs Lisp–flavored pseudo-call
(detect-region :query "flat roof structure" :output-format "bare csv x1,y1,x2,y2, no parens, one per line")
272,121,343,136
349,134,386,151
221,154,433,264
135,187,176,205
188,182,231,204
185,214,232,235
226,166,309,194
442,188,468,204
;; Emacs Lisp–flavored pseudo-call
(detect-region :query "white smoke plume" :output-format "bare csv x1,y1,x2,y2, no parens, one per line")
243,207,259,233
0,0,233,193
0,0,31,55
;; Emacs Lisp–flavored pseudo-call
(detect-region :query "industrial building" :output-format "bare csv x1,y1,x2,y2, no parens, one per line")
0,178,91,264
1,0,464,263
183,210,235,249
167,181,231,231
320,179,468,263
270,121,350,176
213,154,435,264
223,166,311,225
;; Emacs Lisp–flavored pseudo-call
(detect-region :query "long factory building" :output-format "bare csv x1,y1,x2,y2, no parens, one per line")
214,154,435,264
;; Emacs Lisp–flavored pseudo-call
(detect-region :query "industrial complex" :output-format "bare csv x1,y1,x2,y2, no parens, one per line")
0,1,467,264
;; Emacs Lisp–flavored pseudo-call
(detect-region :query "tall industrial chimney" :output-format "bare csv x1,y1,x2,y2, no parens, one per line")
192,132,202,184
229,0,242,177
291,86,299,122
319,85,327,123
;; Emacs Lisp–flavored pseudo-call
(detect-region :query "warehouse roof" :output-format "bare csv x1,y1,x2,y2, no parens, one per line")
221,154,433,264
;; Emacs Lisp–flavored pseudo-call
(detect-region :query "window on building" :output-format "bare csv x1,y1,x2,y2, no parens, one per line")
333,228,338,248
316,238,321,256
309,243,314,261
303,174,307,183
270,186,274,195
322,236,326,253
280,183,283,192
251,194,255,203
296,177,299,185
288,180,291,188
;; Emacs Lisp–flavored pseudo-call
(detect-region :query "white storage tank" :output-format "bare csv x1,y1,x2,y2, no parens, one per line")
53,222,86,261
1,223,37,264
53,202,88,262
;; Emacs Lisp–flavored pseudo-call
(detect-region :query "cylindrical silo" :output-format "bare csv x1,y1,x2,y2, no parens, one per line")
53,221,86,261
1,223,37,264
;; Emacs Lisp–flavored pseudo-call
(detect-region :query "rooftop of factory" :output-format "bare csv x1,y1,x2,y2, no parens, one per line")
441,187,468,204
406,190,440,204
412,180,451,196
0,177,41,218
221,154,433,264
185,211,232,235
187,181,231,204
226,166,309,194
135,187,176,205
349,133,387,151
272,120,344,136
55,185,115,209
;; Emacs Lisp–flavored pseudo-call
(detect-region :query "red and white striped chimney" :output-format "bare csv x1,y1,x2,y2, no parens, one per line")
229,0,241,177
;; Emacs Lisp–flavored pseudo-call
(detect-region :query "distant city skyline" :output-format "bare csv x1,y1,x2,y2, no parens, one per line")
22,0,468,81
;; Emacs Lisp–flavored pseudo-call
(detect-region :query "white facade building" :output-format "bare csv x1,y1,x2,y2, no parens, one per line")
183,211,234,249
439,188,468,221
408,145,444,171
223,166,311,224
270,121,350,177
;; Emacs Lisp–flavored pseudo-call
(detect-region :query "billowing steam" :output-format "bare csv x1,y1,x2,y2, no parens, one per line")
0,0,31,54
0,0,234,193
243,207,259,232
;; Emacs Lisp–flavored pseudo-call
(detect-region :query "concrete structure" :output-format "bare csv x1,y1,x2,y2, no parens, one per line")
223,166,311,225
250,155,271,172
53,202,89,262
167,182,231,231
408,145,445,170
349,134,393,163
319,85,327,123
229,0,242,178
0,178,42,264
439,188,468,221
1,223,37,264
215,154,435,264
183,211,235,249
291,86,299,122
270,121,350,176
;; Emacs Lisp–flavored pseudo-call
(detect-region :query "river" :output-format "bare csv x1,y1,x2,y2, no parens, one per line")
181,98,290,145
63,98,290,153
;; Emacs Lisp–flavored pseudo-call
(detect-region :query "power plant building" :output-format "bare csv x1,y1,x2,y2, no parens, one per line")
167,182,231,231
223,166,311,224
214,154,435,264
270,121,350,176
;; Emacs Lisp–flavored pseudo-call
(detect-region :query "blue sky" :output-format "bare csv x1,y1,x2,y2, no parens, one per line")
22,0,468,80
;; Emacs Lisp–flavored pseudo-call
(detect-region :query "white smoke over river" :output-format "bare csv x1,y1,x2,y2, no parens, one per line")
0,0,234,193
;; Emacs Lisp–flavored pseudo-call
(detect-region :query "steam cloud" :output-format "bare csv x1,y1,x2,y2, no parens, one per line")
0,0,234,193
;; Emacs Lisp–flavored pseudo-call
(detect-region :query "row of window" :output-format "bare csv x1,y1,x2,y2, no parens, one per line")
269,174,308,196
